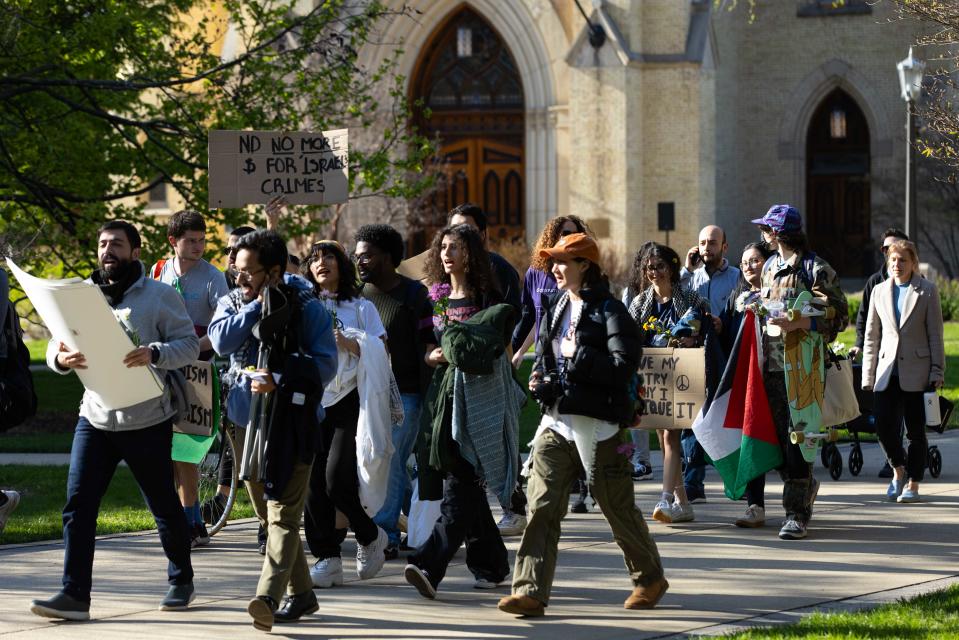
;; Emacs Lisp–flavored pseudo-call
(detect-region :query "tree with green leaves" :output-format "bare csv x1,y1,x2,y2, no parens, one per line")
0,0,433,303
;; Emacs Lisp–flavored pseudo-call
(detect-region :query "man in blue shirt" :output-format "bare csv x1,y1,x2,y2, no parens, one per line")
209,230,337,631
679,225,741,503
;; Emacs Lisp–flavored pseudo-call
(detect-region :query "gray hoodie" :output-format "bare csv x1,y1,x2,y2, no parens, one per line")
46,269,200,431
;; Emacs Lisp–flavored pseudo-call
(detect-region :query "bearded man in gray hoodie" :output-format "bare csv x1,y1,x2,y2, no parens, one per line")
30,220,200,622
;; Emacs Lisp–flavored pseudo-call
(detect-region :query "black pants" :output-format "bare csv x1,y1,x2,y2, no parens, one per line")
763,371,815,522
875,376,927,482
63,418,192,601
304,389,378,559
409,452,509,588
744,474,765,509
509,452,527,514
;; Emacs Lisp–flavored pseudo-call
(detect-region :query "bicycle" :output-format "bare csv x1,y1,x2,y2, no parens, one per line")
197,365,241,535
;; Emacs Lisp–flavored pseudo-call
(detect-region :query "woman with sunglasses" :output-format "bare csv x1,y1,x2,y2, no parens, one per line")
497,232,667,618
627,243,709,525
300,240,390,588
404,223,514,600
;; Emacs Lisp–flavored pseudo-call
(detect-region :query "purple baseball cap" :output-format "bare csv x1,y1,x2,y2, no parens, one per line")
751,204,802,233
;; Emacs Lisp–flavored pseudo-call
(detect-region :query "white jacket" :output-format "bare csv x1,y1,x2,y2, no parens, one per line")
349,328,394,517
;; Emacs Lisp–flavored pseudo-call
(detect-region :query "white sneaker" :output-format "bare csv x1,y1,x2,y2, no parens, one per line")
497,512,527,537
734,504,766,528
474,577,504,589
651,500,673,524
671,501,695,523
0,490,21,533
356,526,388,579
310,556,344,588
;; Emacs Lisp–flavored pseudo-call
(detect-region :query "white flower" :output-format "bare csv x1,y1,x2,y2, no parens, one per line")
114,308,132,322
113,308,139,346
735,291,751,312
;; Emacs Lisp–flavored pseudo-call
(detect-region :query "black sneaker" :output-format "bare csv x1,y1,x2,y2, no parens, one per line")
247,595,277,632
30,591,91,621
631,462,653,480
570,499,588,513
384,543,399,561
404,564,436,599
191,522,210,548
274,590,319,623
258,541,267,556
200,493,227,525
159,583,196,611
878,462,894,479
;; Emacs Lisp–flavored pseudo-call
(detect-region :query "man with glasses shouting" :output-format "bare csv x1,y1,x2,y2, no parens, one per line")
849,228,910,479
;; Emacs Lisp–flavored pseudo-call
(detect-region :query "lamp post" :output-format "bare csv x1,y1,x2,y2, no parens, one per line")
897,47,925,241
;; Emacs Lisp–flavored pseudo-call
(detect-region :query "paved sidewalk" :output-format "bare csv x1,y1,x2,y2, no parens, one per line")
2,432,958,639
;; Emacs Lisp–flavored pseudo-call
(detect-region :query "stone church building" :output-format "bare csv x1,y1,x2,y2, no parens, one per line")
356,0,926,280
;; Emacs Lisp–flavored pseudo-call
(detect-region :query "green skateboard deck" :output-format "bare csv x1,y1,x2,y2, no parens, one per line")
782,291,828,464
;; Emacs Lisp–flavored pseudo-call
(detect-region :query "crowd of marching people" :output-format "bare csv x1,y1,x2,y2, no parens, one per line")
0,199,945,630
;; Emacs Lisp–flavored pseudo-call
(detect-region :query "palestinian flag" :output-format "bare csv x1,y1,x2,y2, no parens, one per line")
691,309,782,500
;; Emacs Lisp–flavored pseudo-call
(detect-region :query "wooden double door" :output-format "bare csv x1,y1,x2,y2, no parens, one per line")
419,137,524,247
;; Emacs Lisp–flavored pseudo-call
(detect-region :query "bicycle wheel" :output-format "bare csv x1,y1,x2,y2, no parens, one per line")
198,425,239,535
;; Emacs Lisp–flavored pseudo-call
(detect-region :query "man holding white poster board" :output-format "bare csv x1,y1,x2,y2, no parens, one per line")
27,221,200,621
208,129,349,208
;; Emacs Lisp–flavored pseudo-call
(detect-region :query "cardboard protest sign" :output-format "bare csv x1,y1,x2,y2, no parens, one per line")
172,361,218,438
208,129,348,208
636,347,706,429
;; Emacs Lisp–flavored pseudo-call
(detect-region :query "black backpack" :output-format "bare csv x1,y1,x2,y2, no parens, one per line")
0,302,37,431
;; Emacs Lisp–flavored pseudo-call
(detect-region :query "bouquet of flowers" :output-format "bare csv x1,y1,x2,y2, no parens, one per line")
642,308,703,347
113,308,139,346
641,315,674,347
428,282,453,328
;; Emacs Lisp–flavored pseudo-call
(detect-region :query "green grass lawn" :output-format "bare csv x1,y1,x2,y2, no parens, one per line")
0,464,256,545
25,338,46,365
725,583,959,639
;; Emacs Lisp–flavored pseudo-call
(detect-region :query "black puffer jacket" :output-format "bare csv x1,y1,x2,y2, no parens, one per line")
533,284,640,424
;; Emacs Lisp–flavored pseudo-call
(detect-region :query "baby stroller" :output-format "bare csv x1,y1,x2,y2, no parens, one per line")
820,364,950,480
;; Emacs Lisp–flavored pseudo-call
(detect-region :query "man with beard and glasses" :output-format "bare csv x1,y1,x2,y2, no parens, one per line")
353,224,436,560
30,221,200,622
678,225,740,505
209,230,337,631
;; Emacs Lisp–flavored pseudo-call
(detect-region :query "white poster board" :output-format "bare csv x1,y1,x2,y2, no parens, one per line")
208,129,349,208
6,259,164,410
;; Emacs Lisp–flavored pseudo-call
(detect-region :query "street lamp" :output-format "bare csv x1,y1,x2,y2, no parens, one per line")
897,47,925,241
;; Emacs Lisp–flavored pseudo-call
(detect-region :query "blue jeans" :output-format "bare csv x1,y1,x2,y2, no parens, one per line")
681,429,706,493
62,417,193,601
373,393,422,545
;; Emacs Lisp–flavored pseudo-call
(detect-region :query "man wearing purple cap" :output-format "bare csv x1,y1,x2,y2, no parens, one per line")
751,205,848,540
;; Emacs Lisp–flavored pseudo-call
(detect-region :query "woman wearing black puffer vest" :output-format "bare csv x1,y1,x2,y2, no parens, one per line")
497,232,667,619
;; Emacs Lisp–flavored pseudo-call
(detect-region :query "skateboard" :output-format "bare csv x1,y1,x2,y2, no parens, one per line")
782,291,829,464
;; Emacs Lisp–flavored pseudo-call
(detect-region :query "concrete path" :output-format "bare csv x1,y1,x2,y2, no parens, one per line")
2,432,959,639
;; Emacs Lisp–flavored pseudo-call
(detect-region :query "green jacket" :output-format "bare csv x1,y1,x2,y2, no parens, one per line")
415,303,515,500
760,250,848,372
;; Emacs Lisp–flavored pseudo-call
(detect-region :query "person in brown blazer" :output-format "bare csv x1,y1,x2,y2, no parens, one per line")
862,239,945,503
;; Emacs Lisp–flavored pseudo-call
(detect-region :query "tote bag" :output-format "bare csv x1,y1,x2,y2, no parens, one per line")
822,356,860,428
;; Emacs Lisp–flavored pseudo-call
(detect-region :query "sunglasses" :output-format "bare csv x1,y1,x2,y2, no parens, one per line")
224,246,240,257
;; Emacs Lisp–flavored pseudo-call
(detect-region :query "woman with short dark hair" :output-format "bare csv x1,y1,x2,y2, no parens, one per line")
300,240,390,589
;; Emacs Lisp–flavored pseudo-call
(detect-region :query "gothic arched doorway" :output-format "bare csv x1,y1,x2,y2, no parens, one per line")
409,7,525,251
805,89,871,277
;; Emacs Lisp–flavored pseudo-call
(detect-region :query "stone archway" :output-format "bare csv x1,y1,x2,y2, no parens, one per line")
371,1,559,248
805,89,872,277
